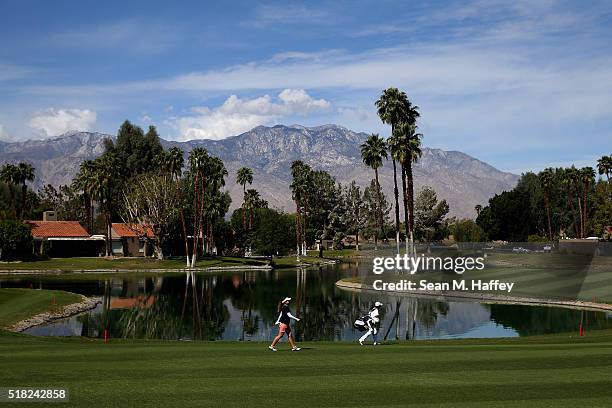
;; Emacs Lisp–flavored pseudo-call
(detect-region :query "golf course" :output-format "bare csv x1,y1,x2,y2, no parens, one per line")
1,286,612,407
1,328,612,407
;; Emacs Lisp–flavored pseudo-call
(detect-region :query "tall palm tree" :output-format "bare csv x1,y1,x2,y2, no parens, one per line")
15,163,35,219
580,167,595,237
376,87,420,254
90,154,118,256
393,122,422,255
244,189,262,230
360,134,388,249
73,160,97,233
236,167,253,234
0,163,19,218
188,147,210,267
562,167,579,238
158,147,188,265
538,168,554,240
291,160,307,260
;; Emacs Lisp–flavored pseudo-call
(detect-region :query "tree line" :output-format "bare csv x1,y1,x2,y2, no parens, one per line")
476,159,611,241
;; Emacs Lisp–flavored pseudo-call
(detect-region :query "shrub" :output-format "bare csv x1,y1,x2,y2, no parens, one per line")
0,220,33,260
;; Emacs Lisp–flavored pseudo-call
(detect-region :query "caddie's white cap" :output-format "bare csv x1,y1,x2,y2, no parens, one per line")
282,297,292,303
374,301,383,307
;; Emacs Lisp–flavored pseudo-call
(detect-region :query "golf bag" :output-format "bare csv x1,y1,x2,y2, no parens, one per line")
353,315,370,332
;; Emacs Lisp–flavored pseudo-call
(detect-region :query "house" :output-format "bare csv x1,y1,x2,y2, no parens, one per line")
111,223,154,257
25,215,104,257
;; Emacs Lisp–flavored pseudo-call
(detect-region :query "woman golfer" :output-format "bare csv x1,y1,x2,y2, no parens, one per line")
359,301,383,345
269,297,301,352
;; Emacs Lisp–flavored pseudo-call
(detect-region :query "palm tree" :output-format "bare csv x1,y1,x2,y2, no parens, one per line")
291,160,307,260
90,154,118,256
244,189,262,230
157,147,188,265
580,166,595,237
393,122,422,255
562,167,580,238
538,168,554,240
73,160,97,233
236,167,253,234
597,155,611,185
360,134,388,249
376,88,419,253
0,163,19,218
188,147,210,267
15,163,35,219
205,156,227,255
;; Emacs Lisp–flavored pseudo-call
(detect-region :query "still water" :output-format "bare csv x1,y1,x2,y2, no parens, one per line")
1,262,610,341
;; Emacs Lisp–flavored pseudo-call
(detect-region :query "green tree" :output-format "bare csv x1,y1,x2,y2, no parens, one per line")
363,179,391,244
450,219,487,242
414,186,449,242
114,121,163,176
0,163,19,218
343,181,366,251
248,208,296,257
0,162,35,219
360,134,387,249
0,220,33,260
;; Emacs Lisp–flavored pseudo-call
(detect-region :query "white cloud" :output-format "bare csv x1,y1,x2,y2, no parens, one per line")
141,114,152,123
28,108,97,138
169,89,330,140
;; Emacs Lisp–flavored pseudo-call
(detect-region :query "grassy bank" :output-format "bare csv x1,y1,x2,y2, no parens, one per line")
1,329,611,407
0,288,82,328
0,256,270,272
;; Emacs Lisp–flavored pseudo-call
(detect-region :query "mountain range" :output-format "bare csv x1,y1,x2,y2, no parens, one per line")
0,124,519,219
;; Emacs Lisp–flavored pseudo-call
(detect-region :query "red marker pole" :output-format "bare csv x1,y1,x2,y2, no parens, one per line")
104,329,109,343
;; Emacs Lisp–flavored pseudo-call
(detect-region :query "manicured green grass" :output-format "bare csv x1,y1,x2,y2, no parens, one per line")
0,256,269,271
1,330,612,407
0,288,82,328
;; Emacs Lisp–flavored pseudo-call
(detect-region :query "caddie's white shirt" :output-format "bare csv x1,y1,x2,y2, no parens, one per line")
369,308,380,323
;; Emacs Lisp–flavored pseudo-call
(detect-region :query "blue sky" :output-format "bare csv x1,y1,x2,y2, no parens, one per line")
0,0,611,173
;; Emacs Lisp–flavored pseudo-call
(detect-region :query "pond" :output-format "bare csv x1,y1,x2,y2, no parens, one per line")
1,261,610,341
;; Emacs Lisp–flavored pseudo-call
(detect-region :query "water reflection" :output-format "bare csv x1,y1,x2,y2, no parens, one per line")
1,262,607,341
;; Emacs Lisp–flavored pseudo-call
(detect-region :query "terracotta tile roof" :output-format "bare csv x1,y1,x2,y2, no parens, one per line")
25,221,89,238
112,223,155,238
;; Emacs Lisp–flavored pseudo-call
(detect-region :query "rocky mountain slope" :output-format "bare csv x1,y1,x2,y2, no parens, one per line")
0,125,519,218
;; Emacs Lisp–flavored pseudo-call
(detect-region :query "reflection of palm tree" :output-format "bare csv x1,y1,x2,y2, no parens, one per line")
417,299,449,329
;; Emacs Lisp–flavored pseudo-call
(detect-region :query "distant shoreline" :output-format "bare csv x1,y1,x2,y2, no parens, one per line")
336,278,612,312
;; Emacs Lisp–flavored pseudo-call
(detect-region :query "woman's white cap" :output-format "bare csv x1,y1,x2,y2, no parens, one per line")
374,301,383,307
282,297,292,303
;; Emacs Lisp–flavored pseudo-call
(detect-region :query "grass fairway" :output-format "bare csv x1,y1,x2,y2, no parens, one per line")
0,288,82,328
1,330,612,407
